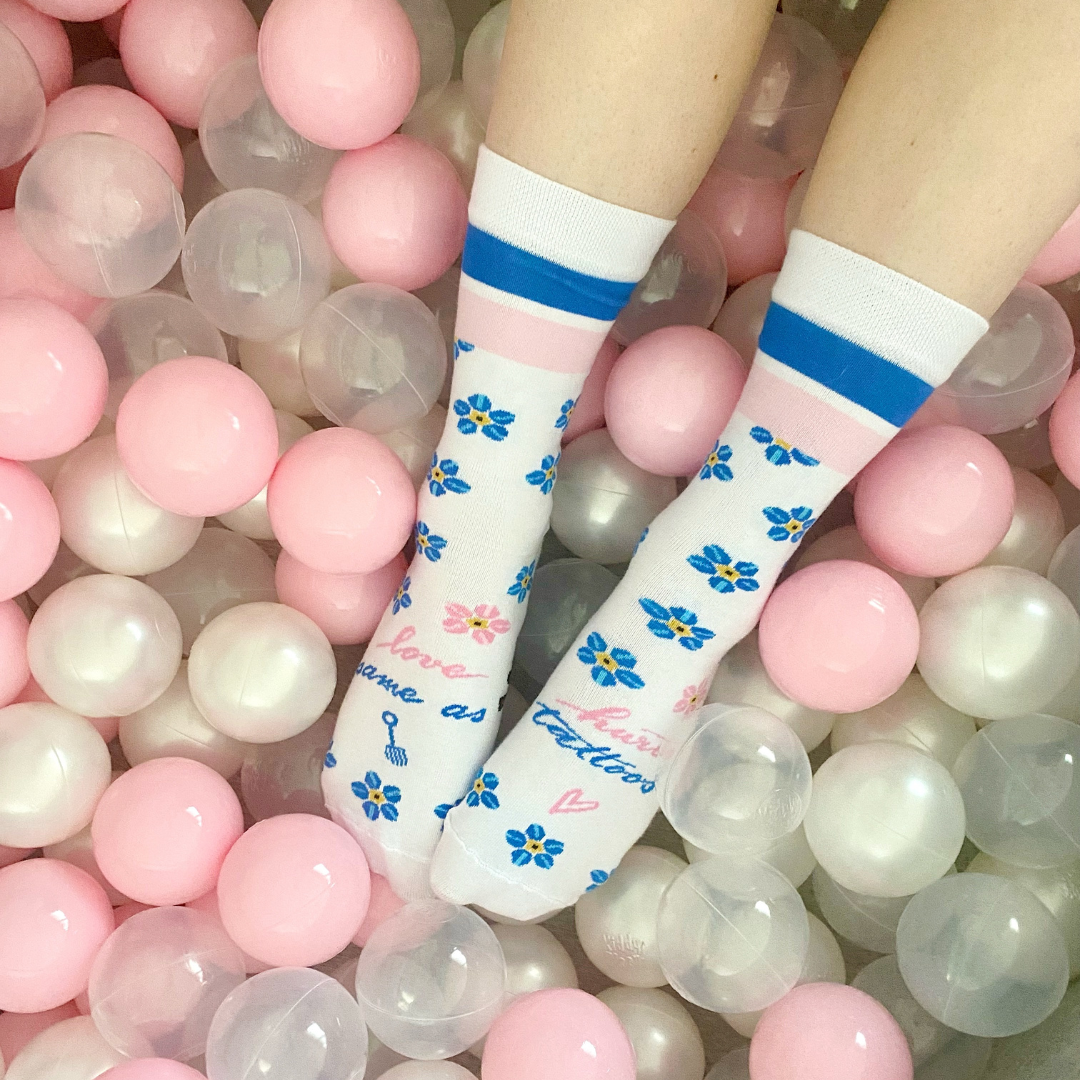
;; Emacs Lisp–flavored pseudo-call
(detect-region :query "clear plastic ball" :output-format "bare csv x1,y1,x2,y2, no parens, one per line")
88,906,247,1061
980,466,1064,575
205,967,367,1080
181,139,226,225
711,271,776,367
781,0,888,67
377,404,448,490
0,21,44,168
659,703,811,855
657,855,808,1013
400,81,484,192
6,1016,123,1080
811,863,924,954
1049,522,1080,612
237,330,316,416
595,986,705,1080
829,674,977,770
187,601,335,743
916,565,1080,721
489,922,577,999
895,872,1069,1037
399,0,454,117
198,55,340,205
378,1065,474,1080
515,558,619,685
239,711,334,820
550,429,677,564
611,209,727,346
354,900,506,1059
716,13,843,179
89,289,228,419
299,283,447,434
143,528,277,654
925,282,1074,436
16,131,184,298
952,714,1080,868
574,845,687,988
460,0,507,127
686,822,817,889
181,188,332,340
28,573,182,717
0,702,110,848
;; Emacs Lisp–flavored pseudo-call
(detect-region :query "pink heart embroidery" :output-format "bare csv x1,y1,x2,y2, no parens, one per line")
549,789,600,814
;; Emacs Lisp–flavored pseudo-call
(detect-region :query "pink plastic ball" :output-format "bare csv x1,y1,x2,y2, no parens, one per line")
274,549,406,646
22,0,123,21
322,135,467,292
91,757,243,906
749,982,913,1080
1050,372,1080,489
217,813,371,967
1026,201,1080,287
257,0,420,151
113,901,152,926
101,1060,205,1080
481,988,636,1080
562,336,619,444
854,425,1015,577
186,887,270,975
0,0,71,101
0,458,59,600
39,85,183,190
119,0,256,128
759,560,920,714
0,297,107,460
0,1001,81,1061
116,356,278,517
0,599,29,707
603,325,746,477
0,858,114,1013
267,427,415,575
352,872,405,947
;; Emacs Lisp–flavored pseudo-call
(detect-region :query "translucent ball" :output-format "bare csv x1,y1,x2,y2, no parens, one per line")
711,271,777,367
198,55,340,205
916,565,1080,721
399,0,454,117
16,131,184,298
660,703,811,855
28,574,182,717
811,863,922,954
707,630,835,752
378,1065,474,1080
1050,522,1080,614
89,289,228,420
804,742,964,898
100,1061,206,1080
143,528,277,654
980,468,1063,575
657,856,808,1013
188,601,335,743
515,558,619,685
719,13,842,178
377,405,448,490
686,822,817,889
829,673,977,770
1051,370,1080,489
180,139,225,225
0,21,44,168
781,0,887,66
596,987,705,1080
611,209,727,346
400,80,484,192
206,968,367,1080
490,923,577,999
299,283,447,434
575,845,686,988
460,0,508,127
181,189,332,341
237,330,316,416
988,406,1056,471
238,711,334,821
895,872,1069,1037
355,900,505,1059
6,1016,123,1080
551,429,677,564
926,282,1073,436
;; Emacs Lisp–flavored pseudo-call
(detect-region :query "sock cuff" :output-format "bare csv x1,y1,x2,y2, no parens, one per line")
468,145,675,286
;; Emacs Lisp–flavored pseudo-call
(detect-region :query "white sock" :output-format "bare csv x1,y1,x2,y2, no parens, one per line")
322,147,673,899
430,230,988,918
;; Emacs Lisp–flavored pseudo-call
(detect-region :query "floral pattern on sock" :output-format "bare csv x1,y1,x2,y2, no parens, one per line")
466,770,500,809
453,339,475,360
763,505,816,542
428,455,472,496
352,771,401,822
577,632,645,689
454,393,516,441
639,599,716,651
586,869,611,891
508,561,536,603
674,677,710,714
555,398,576,430
414,521,447,562
507,824,564,869
699,441,734,482
687,544,761,593
392,576,412,614
443,603,511,644
526,453,560,494
750,426,819,467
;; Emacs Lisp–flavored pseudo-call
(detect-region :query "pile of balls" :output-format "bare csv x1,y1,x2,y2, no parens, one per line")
2,0,1080,1079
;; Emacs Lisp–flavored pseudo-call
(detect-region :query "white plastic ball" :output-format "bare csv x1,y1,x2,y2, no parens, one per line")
685,823,817,889
5,1016,123,1080
400,81,484,192
1048,520,1080,614
239,711,335,820
979,467,1064,574
596,986,705,1080
811,863,920,954
377,404,448,490
238,329,317,416
490,922,578,998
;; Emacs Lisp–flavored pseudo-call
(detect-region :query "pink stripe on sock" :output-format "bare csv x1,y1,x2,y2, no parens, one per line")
456,284,608,373
738,363,890,476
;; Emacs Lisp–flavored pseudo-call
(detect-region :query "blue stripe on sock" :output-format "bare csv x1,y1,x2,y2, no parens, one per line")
759,302,934,427
461,225,637,321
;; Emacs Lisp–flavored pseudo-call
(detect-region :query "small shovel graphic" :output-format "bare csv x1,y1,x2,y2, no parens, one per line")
382,710,407,767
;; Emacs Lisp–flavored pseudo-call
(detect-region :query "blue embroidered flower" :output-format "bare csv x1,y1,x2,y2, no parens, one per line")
324,743,337,768
466,770,500,809
351,771,401,822
392,576,412,614
577,631,646,689
434,798,462,820
750,426,819,467
687,544,761,594
763,505,816,543
586,869,610,892
699,440,734,482
555,398,576,430
639,599,716,651
453,338,475,360
526,453,560,494
508,561,535,603
506,823,564,869
414,521,447,562
427,454,471,496
634,527,649,556
454,392,516,441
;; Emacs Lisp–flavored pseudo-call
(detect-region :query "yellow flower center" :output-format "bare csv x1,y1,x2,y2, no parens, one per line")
520,574,531,589
395,587,405,600
545,466,555,479
469,409,490,425
417,534,429,547
785,520,802,534
595,651,619,673
774,438,792,451
466,616,490,631
706,453,718,466
716,564,740,582
525,839,544,854
474,778,485,794
667,617,691,637
431,466,445,483
688,693,700,706
368,790,386,804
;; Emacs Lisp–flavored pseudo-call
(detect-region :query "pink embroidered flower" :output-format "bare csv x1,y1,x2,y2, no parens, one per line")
443,602,511,645
674,677,710,715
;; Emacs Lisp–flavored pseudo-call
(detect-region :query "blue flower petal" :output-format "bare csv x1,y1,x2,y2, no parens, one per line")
763,506,791,525
647,620,676,640
526,823,545,841
704,544,731,564
362,802,380,822
736,578,760,592
680,636,704,652
383,785,401,803
543,839,564,856
586,631,607,652
710,577,735,593
792,506,814,522
576,644,597,664
692,626,715,641
615,669,646,690
506,829,527,848
750,426,772,445
381,803,399,822
482,773,499,789
768,526,791,542
591,666,617,687
639,598,669,620
481,790,500,810
792,448,819,467
465,791,479,807
687,553,716,575
364,771,380,789
511,848,533,867
609,647,637,667
533,853,554,870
